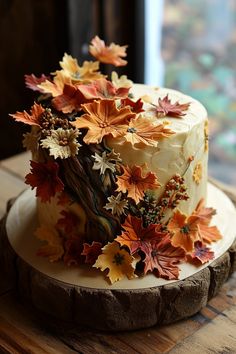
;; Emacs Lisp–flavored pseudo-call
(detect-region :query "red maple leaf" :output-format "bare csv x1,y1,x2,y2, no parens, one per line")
57,210,79,235
187,241,214,265
52,84,88,113
63,236,84,266
81,241,103,265
115,215,166,255
25,160,64,202
143,235,185,280
77,78,130,100
120,97,144,113
155,95,190,118
25,74,50,92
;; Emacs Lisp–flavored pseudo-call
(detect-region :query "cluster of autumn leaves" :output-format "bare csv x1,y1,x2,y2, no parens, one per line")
10,36,222,284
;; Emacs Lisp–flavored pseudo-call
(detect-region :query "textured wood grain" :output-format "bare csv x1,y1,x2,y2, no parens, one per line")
0,198,235,332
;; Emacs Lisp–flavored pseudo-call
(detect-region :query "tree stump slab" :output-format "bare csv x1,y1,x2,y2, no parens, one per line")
0,185,236,331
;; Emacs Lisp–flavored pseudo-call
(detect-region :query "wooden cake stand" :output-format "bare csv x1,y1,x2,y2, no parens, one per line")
0,183,236,331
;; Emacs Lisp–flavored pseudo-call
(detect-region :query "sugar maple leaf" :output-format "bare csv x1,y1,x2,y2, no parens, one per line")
89,35,128,67
168,210,200,253
193,198,216,225
115,214,166,255
124,116,175,147
64,236,84,266
35,225,64,262
72,99,135,144
25,160,64,202
155,95,190,118
52,84,88,113
116,164,161,203
187,241,214,265
56,210,79,235
10,102,45,126
77,78,130,100
198,224,222,244
81,241,103,265
25,74,50,92
120,98,144,113
143,235,185,280
38,71,72,97
93,241,136,284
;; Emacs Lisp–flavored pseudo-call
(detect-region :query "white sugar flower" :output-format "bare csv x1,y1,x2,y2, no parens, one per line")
104,192,128,216
41,128,81,159
92,150,122,175
111,71,133,89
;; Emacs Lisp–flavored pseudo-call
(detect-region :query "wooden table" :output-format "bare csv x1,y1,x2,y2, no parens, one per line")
0,152,236,354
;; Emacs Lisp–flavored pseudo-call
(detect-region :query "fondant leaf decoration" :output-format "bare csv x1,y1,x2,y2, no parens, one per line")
35,225,64,262
25,74,50,92
59,54,104,82
188,241,214,264
124,116,175,147
89,35,128,67
81,241,103,265
120,98,144,113
115,214,164,255
155,95,190,118
168,199,222,252
57,210,79,235
10,103,45,126
193,198,216,225
143,235,185,280
52,84,88,113
72,99,135,144
77,78,130,100
38,71,72,97
198,224,222,244
168,210,200,252
64,236,84,266
25,160,64,202
93,242,136,284
116,164,161,203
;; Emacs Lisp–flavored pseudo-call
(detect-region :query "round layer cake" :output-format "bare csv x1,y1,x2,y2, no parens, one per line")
37,83,208,246
10,38,220,285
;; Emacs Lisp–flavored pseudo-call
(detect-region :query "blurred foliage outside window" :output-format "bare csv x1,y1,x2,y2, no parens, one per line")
161,0,236,185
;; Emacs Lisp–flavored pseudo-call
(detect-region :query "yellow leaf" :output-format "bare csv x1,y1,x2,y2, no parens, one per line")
35,225,64,262
93,242,136,284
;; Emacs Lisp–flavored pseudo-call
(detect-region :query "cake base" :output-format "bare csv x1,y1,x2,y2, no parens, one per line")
0,184,236,331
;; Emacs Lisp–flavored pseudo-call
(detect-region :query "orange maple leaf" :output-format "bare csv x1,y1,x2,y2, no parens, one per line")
116,165,161,203
155,95,190,118
10,102,45,126
89,35,128,67
124,116,175,147
77,78,130,100
168,210,200,253
168,199,222,252
72,99,135,144
38,71,72,97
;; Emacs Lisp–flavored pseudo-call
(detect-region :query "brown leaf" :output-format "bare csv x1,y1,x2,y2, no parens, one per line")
155,95,190,118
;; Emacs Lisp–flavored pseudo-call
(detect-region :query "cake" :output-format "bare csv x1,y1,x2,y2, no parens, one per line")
10,36,222,284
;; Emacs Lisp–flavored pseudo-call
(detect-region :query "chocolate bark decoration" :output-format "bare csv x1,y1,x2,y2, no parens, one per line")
60,144,121,244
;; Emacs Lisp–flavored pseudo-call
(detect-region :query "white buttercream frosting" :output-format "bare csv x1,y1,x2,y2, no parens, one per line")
106,84,208,215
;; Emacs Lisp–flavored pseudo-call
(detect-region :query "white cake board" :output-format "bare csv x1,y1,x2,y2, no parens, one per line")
6,183,236,289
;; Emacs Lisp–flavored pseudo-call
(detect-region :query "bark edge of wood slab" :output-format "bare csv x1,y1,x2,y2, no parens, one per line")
0,198,235,332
